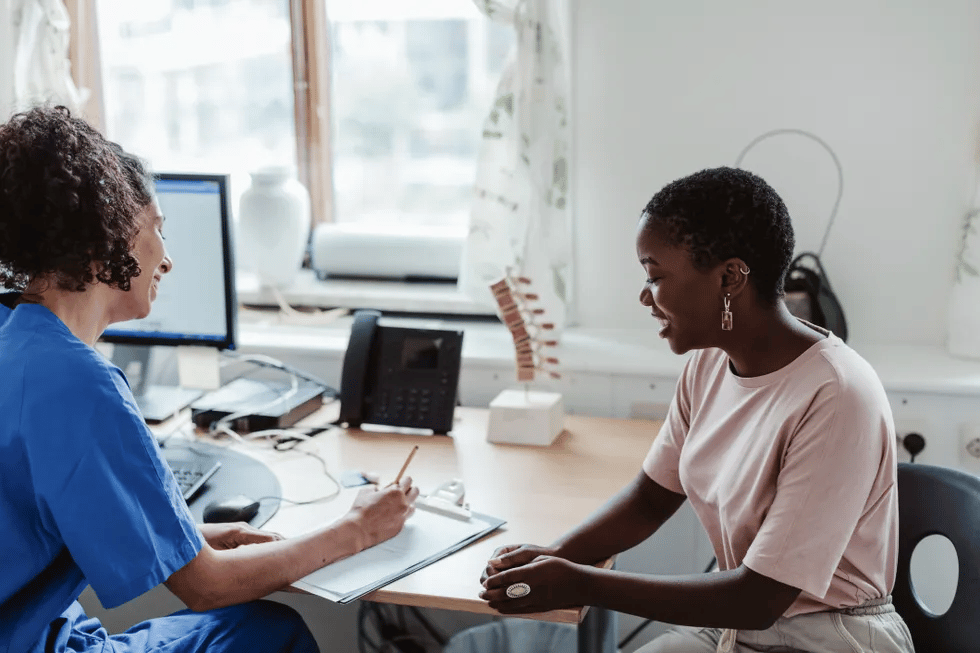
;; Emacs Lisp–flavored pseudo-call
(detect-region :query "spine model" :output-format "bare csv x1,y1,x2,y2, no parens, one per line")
489,273,560,383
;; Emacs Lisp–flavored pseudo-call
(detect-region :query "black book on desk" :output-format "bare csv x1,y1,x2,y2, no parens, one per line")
190,377,328,432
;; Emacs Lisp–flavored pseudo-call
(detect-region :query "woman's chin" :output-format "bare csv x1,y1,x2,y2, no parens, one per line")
130,303,153,322
658,325,680,352
662,331,691,355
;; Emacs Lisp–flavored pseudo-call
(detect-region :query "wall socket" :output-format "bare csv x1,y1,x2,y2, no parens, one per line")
958,421,980,474
894,418,929,463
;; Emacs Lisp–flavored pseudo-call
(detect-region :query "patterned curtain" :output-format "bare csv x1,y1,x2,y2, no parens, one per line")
459,0,571,335
947,180,980,359
11,0,86,112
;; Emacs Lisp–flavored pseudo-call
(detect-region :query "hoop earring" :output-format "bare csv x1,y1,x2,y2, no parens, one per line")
722,293,733,331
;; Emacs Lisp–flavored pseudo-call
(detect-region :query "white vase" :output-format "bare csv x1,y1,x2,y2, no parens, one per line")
238,166,311,288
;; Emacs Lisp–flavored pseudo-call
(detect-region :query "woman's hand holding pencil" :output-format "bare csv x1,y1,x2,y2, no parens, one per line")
387,445,419,488
344,445,421,549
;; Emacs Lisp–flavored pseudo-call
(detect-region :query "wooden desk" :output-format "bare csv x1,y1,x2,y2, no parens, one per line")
193,406,661,651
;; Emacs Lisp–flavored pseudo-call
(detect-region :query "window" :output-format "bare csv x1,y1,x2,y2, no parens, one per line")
95,0,513,236
328,1,510,230
96,0,296,206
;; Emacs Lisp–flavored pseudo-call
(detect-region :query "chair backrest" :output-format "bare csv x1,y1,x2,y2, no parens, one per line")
893,462,980,653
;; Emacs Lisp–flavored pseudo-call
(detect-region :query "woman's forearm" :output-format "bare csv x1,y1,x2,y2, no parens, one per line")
578,565,800,631
552,472,686,564
168,479,417,611
166,515,366,611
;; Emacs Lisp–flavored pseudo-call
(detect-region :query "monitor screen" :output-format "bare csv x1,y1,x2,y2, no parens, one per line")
101,173,237,350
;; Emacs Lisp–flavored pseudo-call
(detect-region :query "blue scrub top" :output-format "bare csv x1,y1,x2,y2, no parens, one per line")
0,304,203,653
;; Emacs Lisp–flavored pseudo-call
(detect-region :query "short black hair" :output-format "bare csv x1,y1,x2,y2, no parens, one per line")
641,166,795,305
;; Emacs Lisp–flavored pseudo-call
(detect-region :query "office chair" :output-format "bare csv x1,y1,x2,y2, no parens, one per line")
893,462,980,653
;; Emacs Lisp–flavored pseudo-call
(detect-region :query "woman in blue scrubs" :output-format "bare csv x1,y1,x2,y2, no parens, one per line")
0,106,419,653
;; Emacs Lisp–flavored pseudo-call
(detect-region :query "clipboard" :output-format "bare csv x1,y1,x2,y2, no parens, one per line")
292,482,505,604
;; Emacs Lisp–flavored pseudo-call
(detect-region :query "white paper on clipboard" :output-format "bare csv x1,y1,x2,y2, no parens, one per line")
291,495,504,603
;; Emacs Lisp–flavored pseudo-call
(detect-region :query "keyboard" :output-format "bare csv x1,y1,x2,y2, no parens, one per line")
163,449,222,501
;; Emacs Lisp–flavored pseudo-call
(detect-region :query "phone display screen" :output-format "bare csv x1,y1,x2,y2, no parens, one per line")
400,337,442,370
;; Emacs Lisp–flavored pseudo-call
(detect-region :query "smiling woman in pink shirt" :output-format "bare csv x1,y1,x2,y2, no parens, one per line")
479,167,914,653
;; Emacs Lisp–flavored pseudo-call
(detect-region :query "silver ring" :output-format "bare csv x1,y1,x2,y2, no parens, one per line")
505,582,531,599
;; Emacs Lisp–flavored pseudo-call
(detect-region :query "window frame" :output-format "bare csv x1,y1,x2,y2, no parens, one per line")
68,0,492,315
69,0,332,226
289,0,333,227
65,0,104,130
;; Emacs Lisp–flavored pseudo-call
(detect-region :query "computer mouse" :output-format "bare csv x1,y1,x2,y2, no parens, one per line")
202,494,261,524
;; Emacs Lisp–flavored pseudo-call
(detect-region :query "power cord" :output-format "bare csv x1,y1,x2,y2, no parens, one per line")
186,422,343,508
198,352,344,504
734,127,844,258
155,413,195,448
255,435,342,506
221,352,338,397
207,352,339,440
267,286,351,326
208,371,302,441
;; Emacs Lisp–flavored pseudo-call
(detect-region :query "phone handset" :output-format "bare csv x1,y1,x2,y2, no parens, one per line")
338,309,381,428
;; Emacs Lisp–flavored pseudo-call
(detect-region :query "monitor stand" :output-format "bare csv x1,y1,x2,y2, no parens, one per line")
112,344,204,423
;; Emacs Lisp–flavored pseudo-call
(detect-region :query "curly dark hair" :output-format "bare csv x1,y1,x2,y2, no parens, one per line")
641,166,795,306
109,141,154,209
0,105,143,292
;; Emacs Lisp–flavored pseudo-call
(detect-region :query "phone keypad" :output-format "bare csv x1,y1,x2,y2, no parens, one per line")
374,386,448,428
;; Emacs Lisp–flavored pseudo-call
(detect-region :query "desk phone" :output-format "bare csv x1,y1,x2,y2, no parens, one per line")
338,310,463,435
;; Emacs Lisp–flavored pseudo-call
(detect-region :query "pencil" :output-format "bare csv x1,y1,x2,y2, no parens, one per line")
387,445,419,487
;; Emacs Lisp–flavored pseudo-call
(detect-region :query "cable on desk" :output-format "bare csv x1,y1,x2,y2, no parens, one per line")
199,422,344,507
253,437,342,506
220,351,339,398
154,413,195,448
208,352,339,440
207,369,301,441
157,358,344,505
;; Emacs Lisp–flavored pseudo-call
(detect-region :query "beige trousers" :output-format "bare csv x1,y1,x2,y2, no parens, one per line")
635,598,915,653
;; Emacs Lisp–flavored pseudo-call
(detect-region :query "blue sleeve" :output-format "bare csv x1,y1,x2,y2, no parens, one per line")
23,352,203,609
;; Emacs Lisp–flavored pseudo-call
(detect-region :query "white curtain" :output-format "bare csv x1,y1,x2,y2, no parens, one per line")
10,0,86,112
947,181,980,359
459,0,571,335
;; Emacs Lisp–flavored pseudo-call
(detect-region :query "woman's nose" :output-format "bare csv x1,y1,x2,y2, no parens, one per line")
639,285,652,306
160,253,173,274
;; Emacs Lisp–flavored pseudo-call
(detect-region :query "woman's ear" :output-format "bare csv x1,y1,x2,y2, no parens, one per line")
720,258,751,297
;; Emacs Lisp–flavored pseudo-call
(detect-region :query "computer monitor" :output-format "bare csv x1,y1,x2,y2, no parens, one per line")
101,173,237,421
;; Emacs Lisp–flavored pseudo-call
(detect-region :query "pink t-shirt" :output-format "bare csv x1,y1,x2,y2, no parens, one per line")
643,331,899,617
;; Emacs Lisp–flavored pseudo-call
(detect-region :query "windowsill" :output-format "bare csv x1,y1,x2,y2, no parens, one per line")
846,343,980,397
238,312,691,377
237,300,980,397
236,269,497,317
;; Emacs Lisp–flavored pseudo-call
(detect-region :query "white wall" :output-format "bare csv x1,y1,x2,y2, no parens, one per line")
570,0,980,347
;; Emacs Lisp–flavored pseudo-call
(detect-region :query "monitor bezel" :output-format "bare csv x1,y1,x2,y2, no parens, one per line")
99,172,238,351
